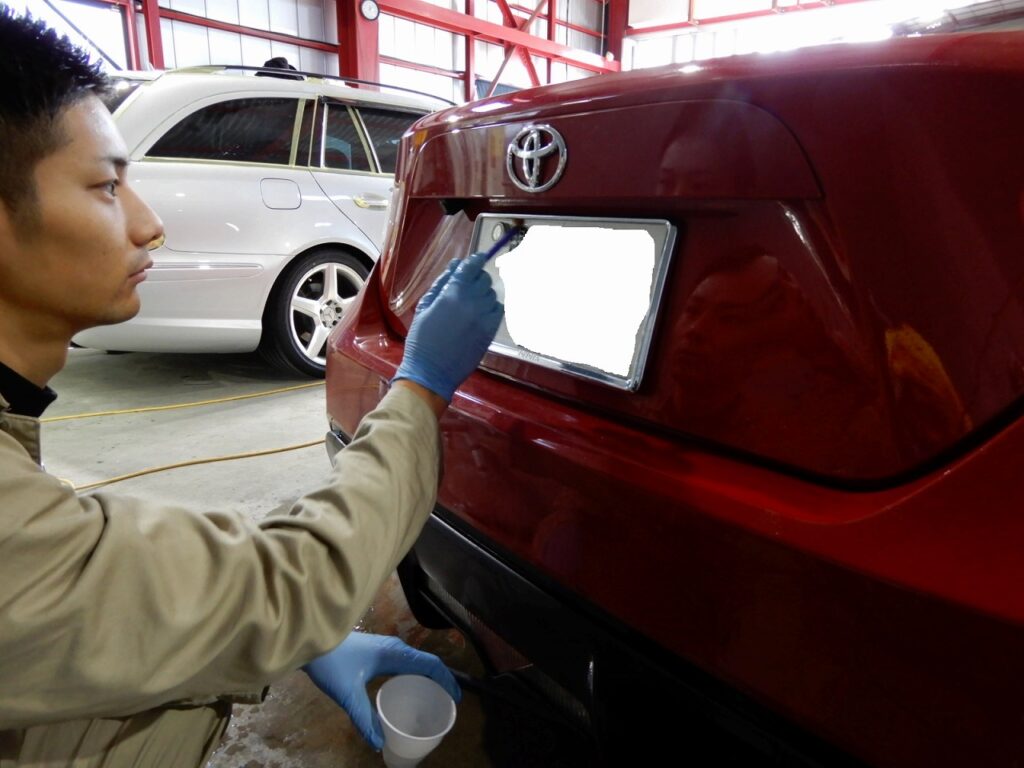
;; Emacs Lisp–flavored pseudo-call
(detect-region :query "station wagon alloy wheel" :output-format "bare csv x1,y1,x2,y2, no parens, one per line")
290,261,364,362
261,249,368,377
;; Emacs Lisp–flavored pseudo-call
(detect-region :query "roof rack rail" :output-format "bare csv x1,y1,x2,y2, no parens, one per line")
170,64,457,107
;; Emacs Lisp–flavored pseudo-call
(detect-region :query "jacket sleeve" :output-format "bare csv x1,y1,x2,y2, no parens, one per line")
0,385,440,729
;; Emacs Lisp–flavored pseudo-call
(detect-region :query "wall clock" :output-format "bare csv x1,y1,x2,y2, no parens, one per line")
360,0,380,21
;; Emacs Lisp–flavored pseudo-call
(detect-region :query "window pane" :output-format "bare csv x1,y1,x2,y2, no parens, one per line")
170,18,210,66
323,104,372,171
38,0,129,72
358,107,423,174
208,27,242,64
148,98,298,164
240,34,272,65
299,47,328,74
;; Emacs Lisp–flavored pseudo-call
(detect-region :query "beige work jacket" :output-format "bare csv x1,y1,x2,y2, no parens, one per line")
0,385,441,766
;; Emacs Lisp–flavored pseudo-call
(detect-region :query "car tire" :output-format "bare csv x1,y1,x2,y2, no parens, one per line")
260,249,370,378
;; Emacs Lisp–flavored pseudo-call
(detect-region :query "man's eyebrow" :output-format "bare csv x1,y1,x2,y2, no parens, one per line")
97,155,130,170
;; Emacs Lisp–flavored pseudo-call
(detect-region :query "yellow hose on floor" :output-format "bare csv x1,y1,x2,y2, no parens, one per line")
44,380,328,491
42,381,324,422
71,439,323,492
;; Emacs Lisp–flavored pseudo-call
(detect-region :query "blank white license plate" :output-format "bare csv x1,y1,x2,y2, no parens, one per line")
469,214,677,391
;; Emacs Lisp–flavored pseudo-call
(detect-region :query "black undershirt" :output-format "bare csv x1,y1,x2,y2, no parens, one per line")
0,360,57,417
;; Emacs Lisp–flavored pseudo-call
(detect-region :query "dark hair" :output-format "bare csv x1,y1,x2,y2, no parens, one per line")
256,56,302,80
0,5,108,226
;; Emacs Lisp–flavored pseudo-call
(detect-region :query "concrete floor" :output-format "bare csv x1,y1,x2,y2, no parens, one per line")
43,348,521,767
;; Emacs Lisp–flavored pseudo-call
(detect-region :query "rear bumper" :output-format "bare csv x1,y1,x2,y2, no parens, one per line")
402,507,864,767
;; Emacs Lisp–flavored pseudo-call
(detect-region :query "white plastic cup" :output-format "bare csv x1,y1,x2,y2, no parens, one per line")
375,674,457,768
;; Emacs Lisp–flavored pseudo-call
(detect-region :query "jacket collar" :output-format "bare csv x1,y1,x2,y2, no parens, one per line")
0,392,43,465
0,360,56,417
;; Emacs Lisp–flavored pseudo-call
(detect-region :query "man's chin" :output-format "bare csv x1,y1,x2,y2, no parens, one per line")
94,299,142,328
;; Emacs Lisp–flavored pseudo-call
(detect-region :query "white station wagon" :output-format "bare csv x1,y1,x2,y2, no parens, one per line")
74,65,441,376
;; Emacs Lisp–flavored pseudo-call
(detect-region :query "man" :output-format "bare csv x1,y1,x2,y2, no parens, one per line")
0,7,502,765
256,56,303,80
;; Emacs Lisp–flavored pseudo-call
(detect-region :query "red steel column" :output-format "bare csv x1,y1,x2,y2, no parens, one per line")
140,0,163,68
121,0,140,69
606,0,627,63
546,0,556,82
337,0,380,81
465,0,476,101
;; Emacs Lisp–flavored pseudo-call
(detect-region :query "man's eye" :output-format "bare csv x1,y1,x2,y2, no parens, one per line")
103,180,119,196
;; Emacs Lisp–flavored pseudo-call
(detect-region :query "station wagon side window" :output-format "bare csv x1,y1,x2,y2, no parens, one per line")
356,107,423,174
321,102,373,172
146,97,299,165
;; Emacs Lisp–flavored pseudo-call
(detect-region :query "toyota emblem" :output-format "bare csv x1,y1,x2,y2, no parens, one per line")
506,125,567,193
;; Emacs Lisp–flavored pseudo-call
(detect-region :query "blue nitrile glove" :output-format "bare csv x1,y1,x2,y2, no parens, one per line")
303,631,462,750
392,251,504,401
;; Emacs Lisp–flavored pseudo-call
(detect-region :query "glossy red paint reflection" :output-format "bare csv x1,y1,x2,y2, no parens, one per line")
328,33,1024,768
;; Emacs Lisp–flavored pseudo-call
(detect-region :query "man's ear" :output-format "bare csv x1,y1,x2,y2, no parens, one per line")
0,198,35,257
0,203,17,295
0,198,33,275
0,200,16,256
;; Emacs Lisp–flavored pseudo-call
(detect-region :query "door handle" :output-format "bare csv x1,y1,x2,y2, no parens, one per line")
354,195,389,210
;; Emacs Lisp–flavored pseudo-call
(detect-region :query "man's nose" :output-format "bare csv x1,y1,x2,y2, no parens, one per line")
126,185,164,250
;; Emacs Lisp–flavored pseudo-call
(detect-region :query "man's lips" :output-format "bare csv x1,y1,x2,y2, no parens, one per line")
130,259,154,277
129,259,153,281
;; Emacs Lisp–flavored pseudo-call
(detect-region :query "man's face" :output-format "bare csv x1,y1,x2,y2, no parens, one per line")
0,95,163,337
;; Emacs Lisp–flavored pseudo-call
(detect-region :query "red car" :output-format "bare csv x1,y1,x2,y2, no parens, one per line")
326,32,1024,767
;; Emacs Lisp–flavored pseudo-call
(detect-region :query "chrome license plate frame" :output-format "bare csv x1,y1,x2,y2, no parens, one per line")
469,213,677,392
